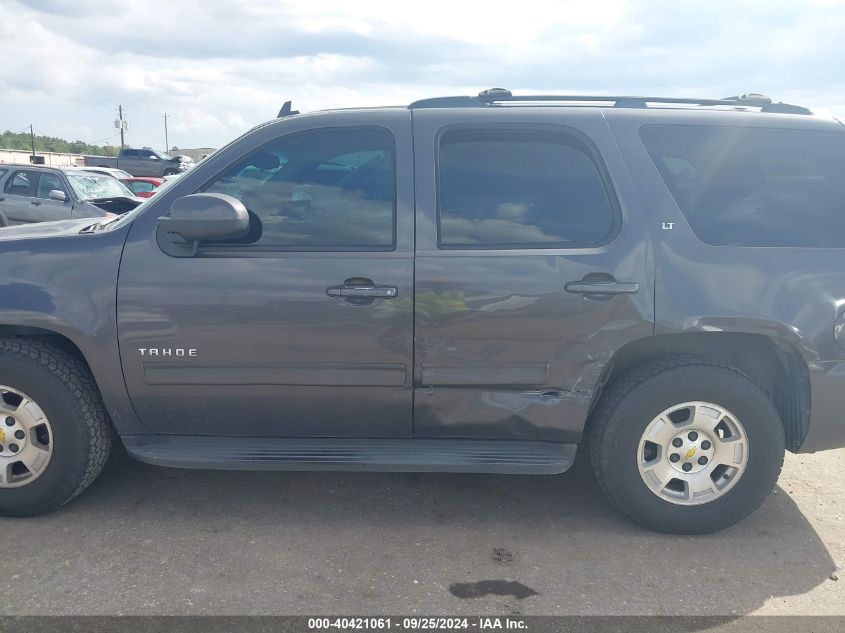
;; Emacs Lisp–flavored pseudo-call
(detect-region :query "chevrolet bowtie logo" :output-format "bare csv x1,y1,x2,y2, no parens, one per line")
685,447,697,460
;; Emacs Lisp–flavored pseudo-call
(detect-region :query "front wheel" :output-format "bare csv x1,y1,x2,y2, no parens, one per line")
0,339,112,516
589,356,785,534
163,169,179,177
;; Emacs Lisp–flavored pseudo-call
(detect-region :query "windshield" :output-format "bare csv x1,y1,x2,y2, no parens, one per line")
159,152,172,160
101,120,274,231
103,175,181,229
67,174,135,200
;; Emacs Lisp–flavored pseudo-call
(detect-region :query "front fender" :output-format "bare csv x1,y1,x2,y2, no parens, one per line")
0,223,143,434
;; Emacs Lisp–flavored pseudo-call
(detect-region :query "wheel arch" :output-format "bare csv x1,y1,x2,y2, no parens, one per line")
588,332,810,452
0,324,98,386
0,324,142,436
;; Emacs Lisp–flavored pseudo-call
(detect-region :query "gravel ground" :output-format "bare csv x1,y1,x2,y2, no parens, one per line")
0,446,842,615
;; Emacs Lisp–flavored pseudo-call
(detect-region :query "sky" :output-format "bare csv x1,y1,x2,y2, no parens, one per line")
1,0,844,152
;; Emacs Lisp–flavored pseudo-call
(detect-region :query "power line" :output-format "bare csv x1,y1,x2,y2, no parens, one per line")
92,131,122,145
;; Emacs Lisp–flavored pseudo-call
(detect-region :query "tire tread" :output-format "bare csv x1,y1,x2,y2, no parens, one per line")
0,338,112,513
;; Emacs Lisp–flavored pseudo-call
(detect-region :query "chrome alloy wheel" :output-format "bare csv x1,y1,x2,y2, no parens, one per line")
0,386,53,488
637,401,749,506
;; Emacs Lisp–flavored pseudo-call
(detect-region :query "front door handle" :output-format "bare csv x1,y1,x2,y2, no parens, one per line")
565,274,639,298
327,285,398,298
30,201,42,206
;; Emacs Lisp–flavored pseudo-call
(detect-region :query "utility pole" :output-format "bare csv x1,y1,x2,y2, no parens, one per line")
164,112,169,153
29,124,36,159
117,105,126,149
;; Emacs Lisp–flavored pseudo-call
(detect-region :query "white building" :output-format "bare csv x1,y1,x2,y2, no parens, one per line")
0,149,86,167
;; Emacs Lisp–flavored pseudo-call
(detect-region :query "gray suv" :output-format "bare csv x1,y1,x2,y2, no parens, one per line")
0,90,842,534
0,166,142,225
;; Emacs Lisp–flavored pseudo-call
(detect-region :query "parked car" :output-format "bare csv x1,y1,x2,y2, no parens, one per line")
121,176,165,198
0,165,143,225
0,90,843,534
83,148,192,177
68,166,133,180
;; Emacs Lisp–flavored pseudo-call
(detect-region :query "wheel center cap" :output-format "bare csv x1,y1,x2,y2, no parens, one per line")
668,429,715,475
0,416,27,458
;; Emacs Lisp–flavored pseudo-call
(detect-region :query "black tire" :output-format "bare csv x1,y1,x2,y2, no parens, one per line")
0,339,112,517
163,169,178,177
589,355,784,534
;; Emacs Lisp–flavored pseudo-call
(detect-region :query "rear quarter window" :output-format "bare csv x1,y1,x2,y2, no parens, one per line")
640,124,845,247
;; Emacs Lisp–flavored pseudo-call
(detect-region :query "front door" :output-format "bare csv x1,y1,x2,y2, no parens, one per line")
117,110,414,437
411,107,654,442
32,171,73,221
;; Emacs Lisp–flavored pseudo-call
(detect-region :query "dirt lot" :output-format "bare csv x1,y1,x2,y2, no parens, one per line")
0,446,842,615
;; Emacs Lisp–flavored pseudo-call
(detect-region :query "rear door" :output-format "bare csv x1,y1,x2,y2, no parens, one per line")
411,107,654,442
1,170,41,224
120,150,143,176
117,109,414,438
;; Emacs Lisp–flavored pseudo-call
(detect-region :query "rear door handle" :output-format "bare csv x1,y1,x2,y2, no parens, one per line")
30,201,41,206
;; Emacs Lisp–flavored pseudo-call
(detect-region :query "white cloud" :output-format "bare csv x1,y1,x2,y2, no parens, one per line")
0,0,844,150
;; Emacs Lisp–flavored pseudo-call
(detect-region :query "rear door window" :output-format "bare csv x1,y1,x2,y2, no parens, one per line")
437,128,617,248
640,125,845,247
4,171,37,197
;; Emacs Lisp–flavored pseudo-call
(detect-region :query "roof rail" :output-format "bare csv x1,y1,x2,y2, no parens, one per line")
408,89,812,115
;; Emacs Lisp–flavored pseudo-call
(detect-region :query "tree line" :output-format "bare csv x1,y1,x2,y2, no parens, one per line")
1,130,115,156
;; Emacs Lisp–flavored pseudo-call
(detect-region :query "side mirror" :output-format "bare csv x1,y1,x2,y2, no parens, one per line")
48,190,67,202
158,193,250,245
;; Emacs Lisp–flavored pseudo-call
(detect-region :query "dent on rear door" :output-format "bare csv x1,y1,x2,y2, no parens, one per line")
411,108,654,443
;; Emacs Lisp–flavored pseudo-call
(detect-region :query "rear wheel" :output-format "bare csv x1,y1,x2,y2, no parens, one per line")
0,339,112,517
589,356,784,534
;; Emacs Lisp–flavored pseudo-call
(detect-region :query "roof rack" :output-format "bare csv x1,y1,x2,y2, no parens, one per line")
407,89,812,115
